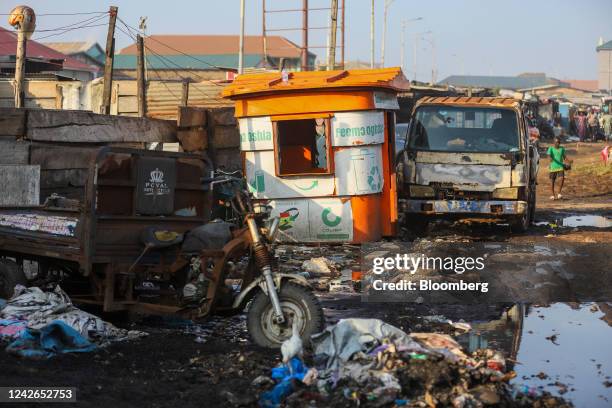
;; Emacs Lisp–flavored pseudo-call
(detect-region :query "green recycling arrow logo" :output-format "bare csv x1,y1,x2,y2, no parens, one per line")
296,180,319,191
321,207,342,227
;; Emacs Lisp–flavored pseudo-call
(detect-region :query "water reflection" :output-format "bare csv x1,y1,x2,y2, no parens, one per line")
457,303,612,407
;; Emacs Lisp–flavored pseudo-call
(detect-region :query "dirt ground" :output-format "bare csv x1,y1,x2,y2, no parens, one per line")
0,142,609,408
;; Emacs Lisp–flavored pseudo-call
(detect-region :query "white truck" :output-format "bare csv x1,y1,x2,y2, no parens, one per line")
398,97,539,233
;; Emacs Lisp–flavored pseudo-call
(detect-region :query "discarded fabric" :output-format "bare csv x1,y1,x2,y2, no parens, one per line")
0,285,145,345
6,320,96,359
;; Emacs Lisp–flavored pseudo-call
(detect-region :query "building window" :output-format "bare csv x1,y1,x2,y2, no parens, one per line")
275,118,332,176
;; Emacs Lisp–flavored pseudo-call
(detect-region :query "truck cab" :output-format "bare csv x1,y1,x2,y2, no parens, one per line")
398,97,539,233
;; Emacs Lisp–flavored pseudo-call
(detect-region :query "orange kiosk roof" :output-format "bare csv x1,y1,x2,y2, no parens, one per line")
222,68,410,118
222,68,410,98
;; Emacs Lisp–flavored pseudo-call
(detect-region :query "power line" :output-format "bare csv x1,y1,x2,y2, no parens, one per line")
115,24,217,100
117,17,231,73
116,21,225,90
26,13,108,33
0,19,109,45
0,11,107,16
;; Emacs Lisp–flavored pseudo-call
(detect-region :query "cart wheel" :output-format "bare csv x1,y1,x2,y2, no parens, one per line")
0,259,27,299
247,282,324,349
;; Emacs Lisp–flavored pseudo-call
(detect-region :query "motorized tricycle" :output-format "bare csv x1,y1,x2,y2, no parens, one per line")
0,146,323,348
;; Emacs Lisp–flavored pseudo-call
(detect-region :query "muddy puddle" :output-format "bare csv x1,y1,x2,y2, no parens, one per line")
457,303,612,407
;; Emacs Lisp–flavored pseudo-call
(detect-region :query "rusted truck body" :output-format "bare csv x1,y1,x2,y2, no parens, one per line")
0,145,213,314
398,97,539,232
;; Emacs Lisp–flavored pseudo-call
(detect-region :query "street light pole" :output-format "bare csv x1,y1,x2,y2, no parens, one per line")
381,0,394,67
370,0,375,68
400,17,422,77
412,30,432,83
238,0,245,74
400,20,405,72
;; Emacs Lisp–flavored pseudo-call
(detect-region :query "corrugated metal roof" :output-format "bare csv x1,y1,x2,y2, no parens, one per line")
222,68,410,98
417,96,520,108
0,27,98,73
438,74,557,90
43,41,93,55
113,54,261,70
118,35,316,60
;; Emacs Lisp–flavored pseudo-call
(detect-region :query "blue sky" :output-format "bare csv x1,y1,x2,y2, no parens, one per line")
2,0,610,81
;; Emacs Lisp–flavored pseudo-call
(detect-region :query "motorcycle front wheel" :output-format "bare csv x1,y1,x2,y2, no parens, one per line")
247,282,324,348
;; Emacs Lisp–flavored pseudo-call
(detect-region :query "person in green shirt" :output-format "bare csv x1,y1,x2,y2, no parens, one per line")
546,137,567,200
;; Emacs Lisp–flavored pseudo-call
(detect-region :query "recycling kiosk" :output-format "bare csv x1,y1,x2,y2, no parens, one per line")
222,68,410,243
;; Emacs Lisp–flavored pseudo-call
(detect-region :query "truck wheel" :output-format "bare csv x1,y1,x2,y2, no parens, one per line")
511,204,531,233
247,282,324,349
0,259,27,299
529,189,537,223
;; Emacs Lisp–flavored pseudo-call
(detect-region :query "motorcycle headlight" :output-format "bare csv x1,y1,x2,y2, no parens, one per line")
492,187,518,199
409,185,435,198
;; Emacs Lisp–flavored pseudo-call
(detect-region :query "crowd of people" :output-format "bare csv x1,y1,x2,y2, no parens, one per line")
572,108,612,142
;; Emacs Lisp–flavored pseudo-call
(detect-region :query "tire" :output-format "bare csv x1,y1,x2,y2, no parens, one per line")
510,194,532,233
0,259,27,299
528,188,537,224
247,281,324,349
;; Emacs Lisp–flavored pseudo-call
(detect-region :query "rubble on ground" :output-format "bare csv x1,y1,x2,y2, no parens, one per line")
254,318,573,408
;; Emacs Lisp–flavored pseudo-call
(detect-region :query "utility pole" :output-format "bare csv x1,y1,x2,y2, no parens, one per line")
340,0,345,69
400,21,405,72
181,80,189,107
413,36,418,81
238,0,245,74
370,0,374,68
301,0,308,71
102,6,118,115
138,16,148,81
14,23,27,108
381,0,394,68
431,36,436,83
262,0,268,68
328,0,338,70
136,34,146,117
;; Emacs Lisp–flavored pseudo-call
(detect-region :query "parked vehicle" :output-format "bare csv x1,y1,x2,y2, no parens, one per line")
398,97,539,233
0,146,323,348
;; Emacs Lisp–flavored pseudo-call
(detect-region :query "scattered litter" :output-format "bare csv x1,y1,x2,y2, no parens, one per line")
302,257,335,275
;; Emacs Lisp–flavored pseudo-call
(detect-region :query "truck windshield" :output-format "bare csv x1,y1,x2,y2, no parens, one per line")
408,106,520,152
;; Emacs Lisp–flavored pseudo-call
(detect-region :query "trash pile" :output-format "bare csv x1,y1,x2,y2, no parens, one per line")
0,285,146,359
276,245,360,293
255,318,572,408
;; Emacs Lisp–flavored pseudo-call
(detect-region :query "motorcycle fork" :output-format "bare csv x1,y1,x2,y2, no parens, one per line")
246,216,285,324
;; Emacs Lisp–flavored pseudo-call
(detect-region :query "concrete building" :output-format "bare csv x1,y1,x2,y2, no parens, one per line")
114,35,317,81
597,39,612,93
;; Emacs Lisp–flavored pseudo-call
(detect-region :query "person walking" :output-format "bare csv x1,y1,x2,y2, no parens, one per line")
547,137,568,200
587,110,599,142
602,111,612,142
576,111,587,142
